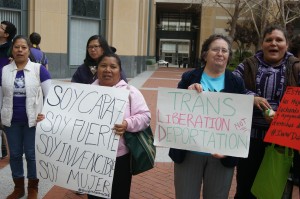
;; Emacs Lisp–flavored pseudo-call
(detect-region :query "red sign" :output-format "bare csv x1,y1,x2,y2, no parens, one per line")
264,86,300,150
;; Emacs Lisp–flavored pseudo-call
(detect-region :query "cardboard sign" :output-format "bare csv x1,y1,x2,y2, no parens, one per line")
35,82,129,198
264,86,300,150
154,88,254,158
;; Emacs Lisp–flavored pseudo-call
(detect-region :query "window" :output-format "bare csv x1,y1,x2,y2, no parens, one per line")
72,0,100,18
69,19,100,65
0,0,21,9
162,43,176,53
178,44,189,53
0,0,25,35
0,10,20,34
69,0,105,67
159,13,193,32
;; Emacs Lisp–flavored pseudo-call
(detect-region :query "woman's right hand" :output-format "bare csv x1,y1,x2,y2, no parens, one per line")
254,96,272,111
36,113,45,123
188,83,203,93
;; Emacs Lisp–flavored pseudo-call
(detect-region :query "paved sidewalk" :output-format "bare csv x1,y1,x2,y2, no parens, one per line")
0,66,299,199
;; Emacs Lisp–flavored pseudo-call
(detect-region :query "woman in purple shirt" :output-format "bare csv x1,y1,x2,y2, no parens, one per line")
29,32,49,70
0,35,51,199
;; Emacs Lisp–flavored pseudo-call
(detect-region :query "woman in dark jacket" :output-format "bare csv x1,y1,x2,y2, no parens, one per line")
233,25,300,199
289,33,300,197
71,35,112,84
169,34,246,199
71,35,127,84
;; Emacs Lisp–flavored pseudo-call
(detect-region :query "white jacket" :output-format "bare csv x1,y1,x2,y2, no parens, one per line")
1,60,42,127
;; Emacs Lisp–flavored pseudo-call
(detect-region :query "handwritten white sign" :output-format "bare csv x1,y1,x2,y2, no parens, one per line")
154,88,254,158
35,82,129,198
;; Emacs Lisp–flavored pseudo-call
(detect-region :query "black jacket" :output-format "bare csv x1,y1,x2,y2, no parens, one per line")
71,63,96,84
71,63,128,84
169,67,246,167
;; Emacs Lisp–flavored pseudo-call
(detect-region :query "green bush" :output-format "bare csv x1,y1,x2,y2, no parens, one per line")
228,51,253,71
146,58,156,65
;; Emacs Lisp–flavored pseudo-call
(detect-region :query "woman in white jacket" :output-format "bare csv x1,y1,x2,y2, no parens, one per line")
0,35,51,199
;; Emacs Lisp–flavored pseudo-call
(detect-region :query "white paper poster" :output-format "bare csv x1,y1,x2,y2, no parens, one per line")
35,82,129,198
154,88,254,158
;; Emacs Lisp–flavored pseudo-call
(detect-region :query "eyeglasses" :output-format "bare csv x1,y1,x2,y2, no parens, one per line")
210,47,229,54
0,25,6,32
87,45,101,50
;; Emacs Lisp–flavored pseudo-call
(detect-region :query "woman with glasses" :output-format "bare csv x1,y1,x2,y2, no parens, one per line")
71,35,127,85
0,21,17,69
71,35,113,84
169,34,246,199
0,21,17,160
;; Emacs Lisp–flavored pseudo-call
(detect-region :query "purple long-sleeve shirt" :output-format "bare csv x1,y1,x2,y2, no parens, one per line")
233,51,295,111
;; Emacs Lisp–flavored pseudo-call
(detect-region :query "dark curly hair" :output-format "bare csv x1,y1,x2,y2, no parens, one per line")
289,34,300,58
1,21,17,41
262,24,288,42
29,32,41,46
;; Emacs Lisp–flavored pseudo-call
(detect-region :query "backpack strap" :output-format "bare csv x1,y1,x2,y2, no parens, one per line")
29,48,47,66
29,48,37,63
242,56,258,92
286,56,300,87
40,52,46,66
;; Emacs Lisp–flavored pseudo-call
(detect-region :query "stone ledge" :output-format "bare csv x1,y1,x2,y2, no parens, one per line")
147,63,158,71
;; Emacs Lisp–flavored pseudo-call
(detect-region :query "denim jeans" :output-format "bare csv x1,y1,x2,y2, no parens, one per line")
0,130,2,157
5,122,37,179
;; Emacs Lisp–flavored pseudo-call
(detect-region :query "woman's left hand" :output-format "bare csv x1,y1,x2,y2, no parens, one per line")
36,113,45,123
212,154,225,159
113,120,128,136
254,96,272,111
188,83,203,93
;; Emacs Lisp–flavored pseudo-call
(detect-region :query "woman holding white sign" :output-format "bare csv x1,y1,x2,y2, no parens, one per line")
0,35,51,199
169,34,247,199
36,53,150,198
71,34,128,196
91,53,150,199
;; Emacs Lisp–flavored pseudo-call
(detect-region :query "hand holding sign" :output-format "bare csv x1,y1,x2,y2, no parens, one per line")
154,88,254,158
35,82,129,198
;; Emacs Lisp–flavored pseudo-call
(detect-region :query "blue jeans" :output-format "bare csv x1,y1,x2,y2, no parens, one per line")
0,130,2,157
5,122,37,179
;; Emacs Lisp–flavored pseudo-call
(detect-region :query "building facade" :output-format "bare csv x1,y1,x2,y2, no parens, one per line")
0,0,152,78
1,0,299,78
